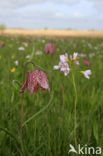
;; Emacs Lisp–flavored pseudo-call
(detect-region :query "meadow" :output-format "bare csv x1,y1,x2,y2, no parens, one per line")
0,35,103,156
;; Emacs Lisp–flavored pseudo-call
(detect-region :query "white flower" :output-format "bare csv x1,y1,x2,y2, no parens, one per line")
60,53,68,63
36,50,42,55
14,60,19,66
70,52,78,61
18,47,25,51
26,55,30,59
54,62,70,76
75,61,79,66
73,52,78,60
53,65,60,70
82,70,92,79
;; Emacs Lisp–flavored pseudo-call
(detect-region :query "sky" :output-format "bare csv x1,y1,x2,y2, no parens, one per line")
0,0,103,30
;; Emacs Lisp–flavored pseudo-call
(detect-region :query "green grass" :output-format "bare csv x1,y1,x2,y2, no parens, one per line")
0,36,103,156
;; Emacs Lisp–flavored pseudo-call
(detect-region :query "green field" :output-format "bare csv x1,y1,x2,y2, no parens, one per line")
0,36,103,156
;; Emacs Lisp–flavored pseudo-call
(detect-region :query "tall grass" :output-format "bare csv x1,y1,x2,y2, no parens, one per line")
0,36,103,156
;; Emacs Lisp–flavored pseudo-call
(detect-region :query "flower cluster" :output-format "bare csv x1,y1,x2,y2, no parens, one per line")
54,53,92,79
70,52,79,65
54,53,70,76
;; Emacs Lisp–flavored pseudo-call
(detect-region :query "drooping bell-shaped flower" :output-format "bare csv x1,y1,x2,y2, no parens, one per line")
84,60,90,67
45,43,55,55
20,70,50,94
0,41,5,47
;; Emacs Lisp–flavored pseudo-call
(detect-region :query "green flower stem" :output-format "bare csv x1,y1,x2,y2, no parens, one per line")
23,93,53,127
20,62,35,136
20,93,24,135
20,61,51,135
72,72,77,147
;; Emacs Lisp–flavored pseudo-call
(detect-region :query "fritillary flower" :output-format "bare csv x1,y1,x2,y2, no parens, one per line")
45,43,55,55
84,60,90,67
20,70,50,94
19,62,50,135
0,41,5,47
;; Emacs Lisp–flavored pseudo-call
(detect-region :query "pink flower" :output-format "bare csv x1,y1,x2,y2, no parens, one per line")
60,53,68,63
73,52,78,60
54,62,70,76
84,60,90,67
20,70,50,94
70,52,78,61
0,41,5,47
70,52,79,65
75,61,79,66
45,43,55,55
18,47,25,51
60,63,70,76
